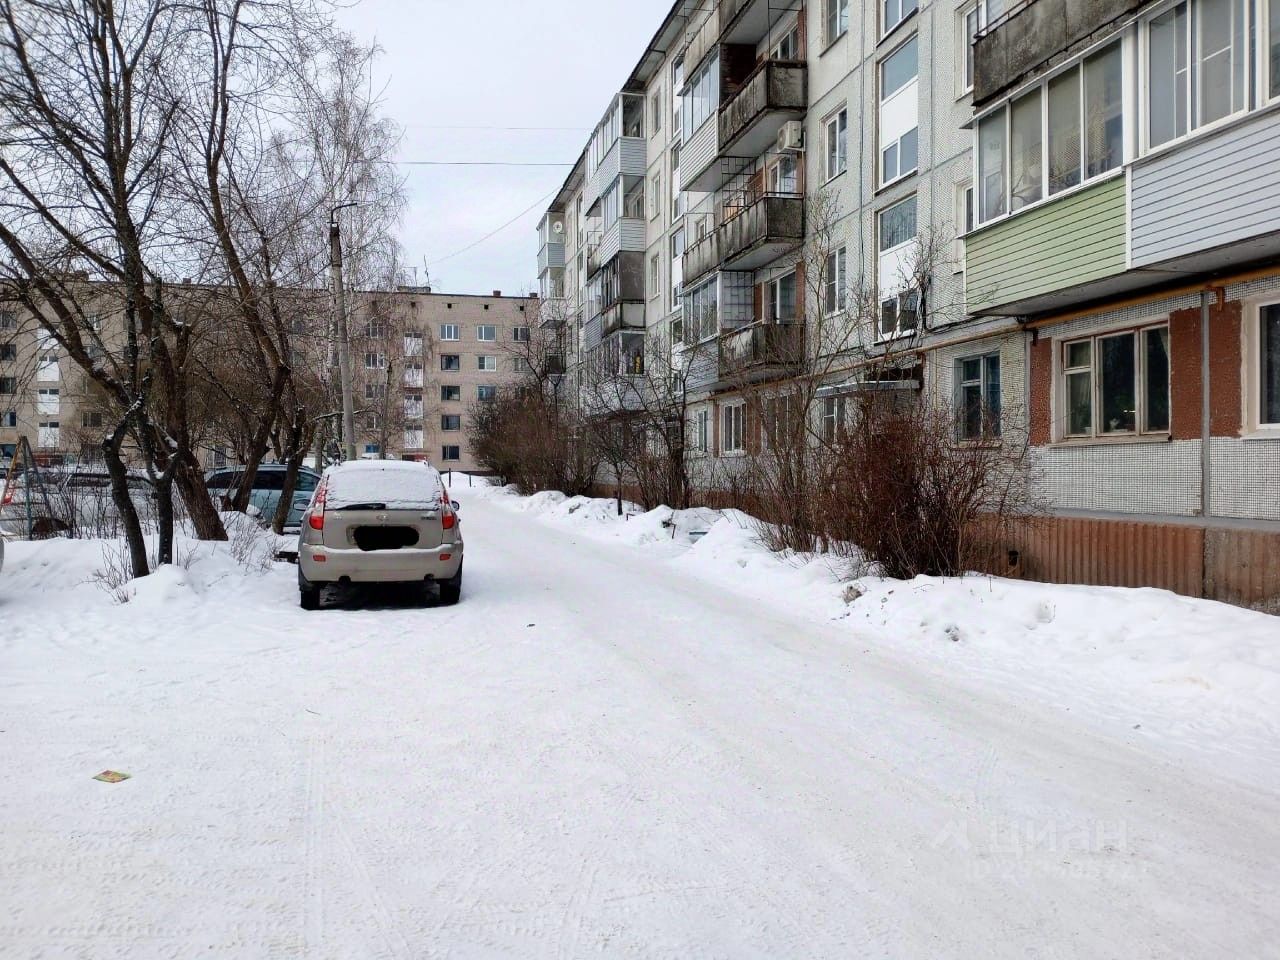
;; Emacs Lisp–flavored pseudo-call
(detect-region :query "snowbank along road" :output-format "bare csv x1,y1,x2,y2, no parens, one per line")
1,484,1277,958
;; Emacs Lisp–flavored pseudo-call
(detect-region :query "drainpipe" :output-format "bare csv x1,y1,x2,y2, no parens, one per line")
1200,289,1211,518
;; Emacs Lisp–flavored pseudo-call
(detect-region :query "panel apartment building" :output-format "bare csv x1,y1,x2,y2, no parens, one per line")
0,286,536,474
538,0,1280,607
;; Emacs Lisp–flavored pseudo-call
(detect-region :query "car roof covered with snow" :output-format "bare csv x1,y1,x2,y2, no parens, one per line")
321,460,443,510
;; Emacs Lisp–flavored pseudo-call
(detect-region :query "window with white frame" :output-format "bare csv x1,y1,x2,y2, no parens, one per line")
880,35,919,185
824,108,848,180
1,410,16,427
1251,302,1280,428
671,227,687,310
364,382,386,400
681,52,720,142
477,324,496,341
649,172,662,220
768,153,798,194
825,247,848,314
478,355,497,371
684,277,718,342
955,181,974,266
962,1,1006,92
878,196,919,338
649,253,661,296
671,142,684,219
1060,326,1170,439
721,402,745,454
1147,0,1248,149
955,353,1002,440
38,421,59,449
883,0,917,35
822,396,847,443
404,428,424,449
440,323,459,341
672,57,684,130
768,272,798,322
695,408,709,452
1269,0,1280,100
441,445,461,462
404,394,424,420
976,40,1123,224
772,21,801,59
37,387,59,414
826,0,849,43
364,352,386,369
651,87,663,135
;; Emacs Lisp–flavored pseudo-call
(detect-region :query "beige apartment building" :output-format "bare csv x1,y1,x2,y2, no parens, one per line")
0,286,537,475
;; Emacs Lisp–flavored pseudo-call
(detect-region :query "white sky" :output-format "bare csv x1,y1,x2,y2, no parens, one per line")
333,0,677,296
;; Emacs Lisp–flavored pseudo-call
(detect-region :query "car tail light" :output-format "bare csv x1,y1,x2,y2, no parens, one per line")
308,480,328,531
440,490,456,530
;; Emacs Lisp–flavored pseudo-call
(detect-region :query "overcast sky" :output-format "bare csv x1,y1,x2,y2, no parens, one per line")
332,0,676,296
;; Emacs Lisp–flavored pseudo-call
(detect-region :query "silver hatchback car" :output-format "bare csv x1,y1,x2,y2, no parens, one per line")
296,460,463,609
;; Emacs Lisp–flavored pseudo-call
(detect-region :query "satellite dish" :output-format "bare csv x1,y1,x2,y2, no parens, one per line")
552,221,564,235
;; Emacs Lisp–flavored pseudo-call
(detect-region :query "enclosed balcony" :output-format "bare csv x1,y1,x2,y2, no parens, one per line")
601,300,645,338
718,59,806,159
718,321,803,384
683,192,804,286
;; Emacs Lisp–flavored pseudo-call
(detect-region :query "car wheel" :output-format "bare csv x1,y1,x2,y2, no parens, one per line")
437,567,462,606
300,586,322,610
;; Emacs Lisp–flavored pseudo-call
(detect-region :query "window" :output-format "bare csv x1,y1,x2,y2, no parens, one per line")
441,445,461,462
954,181,974,265
82,410,103,429
0,377,14,395
977,40,1123,224
37,387,59,414
364,352,386,369
0,311,15,330
0,343,14,361
825,247,848,314
826,0,849,43
404,333,423,358
880,36,919,184
1,410,16,428
822,396,847,443
1255,303,1280,427
649,253,661,296
440,354,461,371
962,1,1006,92
478,355,497,371
883,0,917,34
440,323,459,341
955,353,1002,439
671,227,686,310
441,414,461,431
878,196,919,338
364,383,386,400
38,421,59,449
441,385,461,402
772,22,800,60
365,319,389,339
477,324,496,341
768,272,798,322
721,403,745,454
513,357,531,373
404,429,424,450
768,153,798,193
512,326,530,343
1270,0,1280,100
681,52,720,142
684,277,718,342
671,142,684,219
404,394,423,420
695,408,709,452
1148,0,1246,148
651,87,663,135
364,443,380,456
477,385,497,401
649,172,662,220
824,108,848,180
1060,326,1170,438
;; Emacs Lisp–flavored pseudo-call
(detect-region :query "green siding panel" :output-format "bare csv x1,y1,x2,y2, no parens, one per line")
966,177,1127,313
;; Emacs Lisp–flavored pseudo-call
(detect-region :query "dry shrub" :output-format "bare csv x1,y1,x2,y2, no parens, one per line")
469,388,594,496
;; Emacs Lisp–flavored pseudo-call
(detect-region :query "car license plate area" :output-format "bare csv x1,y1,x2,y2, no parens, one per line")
351,525,420,552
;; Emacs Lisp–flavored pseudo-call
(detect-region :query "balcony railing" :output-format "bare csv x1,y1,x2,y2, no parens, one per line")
601,300,645,338
683,192,804,284
718,321,803,380
718,59,806,154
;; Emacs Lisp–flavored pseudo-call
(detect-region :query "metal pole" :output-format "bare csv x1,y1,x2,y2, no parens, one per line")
330,208,357,462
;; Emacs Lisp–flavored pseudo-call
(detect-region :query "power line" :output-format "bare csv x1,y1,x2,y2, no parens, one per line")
396,160,573,167
400,124,590,132
427,187,558,268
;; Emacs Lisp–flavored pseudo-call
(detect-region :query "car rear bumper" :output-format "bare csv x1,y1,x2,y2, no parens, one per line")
298,542,463,584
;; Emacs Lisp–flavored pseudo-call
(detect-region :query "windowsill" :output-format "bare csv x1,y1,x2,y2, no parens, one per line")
818,30,848,58
1050,433,1171,449
1133,100,1280,167
1240,428,1280,442
823,169,847,186
875,168,918,196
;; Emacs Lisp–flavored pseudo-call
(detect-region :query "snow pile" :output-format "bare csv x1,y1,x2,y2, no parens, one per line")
464,483,1280,769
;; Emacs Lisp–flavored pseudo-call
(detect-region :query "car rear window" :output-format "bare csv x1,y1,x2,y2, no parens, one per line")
324,466,442,510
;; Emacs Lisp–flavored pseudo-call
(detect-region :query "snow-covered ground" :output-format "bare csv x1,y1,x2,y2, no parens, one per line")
1,482,1277,958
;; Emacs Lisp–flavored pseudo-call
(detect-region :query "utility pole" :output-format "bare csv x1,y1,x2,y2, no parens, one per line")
330,201,359,461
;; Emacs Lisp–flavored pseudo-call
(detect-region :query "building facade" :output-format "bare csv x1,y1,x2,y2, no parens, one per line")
0,287,536,475
537,0,1280,606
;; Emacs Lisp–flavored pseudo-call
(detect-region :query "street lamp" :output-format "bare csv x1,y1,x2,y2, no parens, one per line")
329,201,359,461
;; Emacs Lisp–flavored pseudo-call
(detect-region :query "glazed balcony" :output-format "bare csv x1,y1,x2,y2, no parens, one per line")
601,300,646,338
718,321,803,382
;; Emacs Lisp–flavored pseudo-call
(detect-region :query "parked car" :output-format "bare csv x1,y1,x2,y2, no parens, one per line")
0,468,154,538
296,460,463,610
205,464,322,530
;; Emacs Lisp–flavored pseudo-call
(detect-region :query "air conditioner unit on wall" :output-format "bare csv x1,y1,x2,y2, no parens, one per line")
777,120,804,153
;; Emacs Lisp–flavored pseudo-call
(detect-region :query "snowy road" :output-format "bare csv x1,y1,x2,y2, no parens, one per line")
1,487,1278,958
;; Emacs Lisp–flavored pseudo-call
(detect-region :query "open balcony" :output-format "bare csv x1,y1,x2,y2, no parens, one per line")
718,321,803,383
717,59,806,157
683,192,804,286
719,0,801,45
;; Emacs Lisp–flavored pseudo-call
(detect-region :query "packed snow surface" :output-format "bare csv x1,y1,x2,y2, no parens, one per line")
0,480,1277,958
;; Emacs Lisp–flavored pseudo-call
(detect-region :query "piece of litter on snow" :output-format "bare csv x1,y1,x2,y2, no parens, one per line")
93,770,130,783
